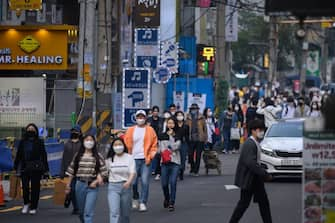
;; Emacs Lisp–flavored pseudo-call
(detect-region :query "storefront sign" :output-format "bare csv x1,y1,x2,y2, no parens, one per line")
0,28,67,70
9,0,42,11
303,119,335,223
134,0,160,27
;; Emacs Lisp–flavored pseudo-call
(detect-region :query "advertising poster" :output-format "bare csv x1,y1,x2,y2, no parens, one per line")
134,0,160,27
173,91,185,112
303,118,335,223
122,68,151,128
187,93,207,113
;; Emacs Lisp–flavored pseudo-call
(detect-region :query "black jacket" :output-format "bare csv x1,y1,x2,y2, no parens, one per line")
175,122,190,144
234,138,268,190
60,140,81,178
147,116,164,135
14,138,49,174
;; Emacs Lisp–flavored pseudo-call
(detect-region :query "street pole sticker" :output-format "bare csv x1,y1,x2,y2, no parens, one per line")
303,118,335,223
122,68,151,128
153,66,171,84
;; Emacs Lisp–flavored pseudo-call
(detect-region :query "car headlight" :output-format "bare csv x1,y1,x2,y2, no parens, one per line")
261,147,276,157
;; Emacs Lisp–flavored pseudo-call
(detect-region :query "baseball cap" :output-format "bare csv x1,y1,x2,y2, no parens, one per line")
135,110,146,117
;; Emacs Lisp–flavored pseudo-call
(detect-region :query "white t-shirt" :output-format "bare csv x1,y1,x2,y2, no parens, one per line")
106,153,136,183
132,126,146,159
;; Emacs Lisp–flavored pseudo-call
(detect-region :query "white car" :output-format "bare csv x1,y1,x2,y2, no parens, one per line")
260,119,304,177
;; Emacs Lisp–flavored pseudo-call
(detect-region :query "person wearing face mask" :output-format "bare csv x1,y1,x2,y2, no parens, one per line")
231,104,244,153
203,107,217,150
123,110,158,212
60,125,82,214
66,134,107,223
256,97,282,129
169,104,177,116
229,119,273,223
106,138,136,223
220,105,233,154
158,118,182,212
295,97,310,118
186,104,207,176
175,111,190,180
309,101,321,118
146,106,164,180
281,96,296,119
14,123,49,215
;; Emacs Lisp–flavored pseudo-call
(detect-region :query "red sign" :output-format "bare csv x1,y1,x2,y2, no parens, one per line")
198,0,211,8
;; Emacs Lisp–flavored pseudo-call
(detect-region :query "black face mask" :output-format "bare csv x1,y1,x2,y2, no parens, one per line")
26,131,36,138
71,132,80,139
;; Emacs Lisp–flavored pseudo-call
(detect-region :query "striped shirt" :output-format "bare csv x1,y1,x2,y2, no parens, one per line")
66,153,108,180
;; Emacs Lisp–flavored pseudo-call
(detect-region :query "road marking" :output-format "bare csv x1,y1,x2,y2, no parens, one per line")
225,185,239,190
0,206,22,213
40,195,53,200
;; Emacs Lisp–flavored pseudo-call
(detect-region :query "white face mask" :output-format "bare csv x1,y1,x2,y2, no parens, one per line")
113,145,125,154
136,119,146,126
235,107,239,111
164,113,171,119
84,140,95,149
256,131,265,140
207,111,213,117
312,105,317,109
177,115,184,121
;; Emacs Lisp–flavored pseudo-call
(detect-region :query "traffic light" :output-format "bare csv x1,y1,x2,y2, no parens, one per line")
264,53,269,68
202,61,209,75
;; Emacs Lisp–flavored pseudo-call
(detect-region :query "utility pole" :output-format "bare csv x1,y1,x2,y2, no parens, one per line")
300,40,309,94
268,16,278,97
215,1,227,94
77,0,98,132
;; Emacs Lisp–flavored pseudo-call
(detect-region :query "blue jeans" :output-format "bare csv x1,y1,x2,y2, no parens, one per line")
151,153,161,175
76,180,99,223
133,159,151,204
70,177,78,211
108,183,131,223
223,128,231,152
161,163,180,205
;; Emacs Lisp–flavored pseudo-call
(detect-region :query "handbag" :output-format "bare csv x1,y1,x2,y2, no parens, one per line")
25,160,45,173
230,128,241,140
161,149,172,164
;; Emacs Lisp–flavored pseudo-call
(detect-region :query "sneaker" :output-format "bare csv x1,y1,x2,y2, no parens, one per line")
29,209,37,215
193,173,199,177
139,203,147,212
21,205,29,214
154,174,160,181
168,204,175,212
163,200,169,208
132,200,139,209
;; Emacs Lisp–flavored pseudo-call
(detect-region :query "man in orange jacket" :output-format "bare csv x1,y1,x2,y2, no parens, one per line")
124,110,158,212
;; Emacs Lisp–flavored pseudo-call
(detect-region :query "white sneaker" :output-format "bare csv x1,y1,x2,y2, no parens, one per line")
132,200,139,209
139,203,147,212
154,174,160,181
29,209,37,215
21,205,29,214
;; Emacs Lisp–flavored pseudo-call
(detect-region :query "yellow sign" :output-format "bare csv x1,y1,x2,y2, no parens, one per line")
9,0,42,11
18,35,40,53
0,28,68,70
202,47,215,61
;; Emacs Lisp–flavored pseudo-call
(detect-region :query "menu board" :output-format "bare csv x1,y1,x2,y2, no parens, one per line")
303,118,335,223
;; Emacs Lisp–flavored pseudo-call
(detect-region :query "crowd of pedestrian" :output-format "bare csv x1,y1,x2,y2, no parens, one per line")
11,83,335,223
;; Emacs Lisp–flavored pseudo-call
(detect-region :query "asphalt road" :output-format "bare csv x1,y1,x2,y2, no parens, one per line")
0,154,302,223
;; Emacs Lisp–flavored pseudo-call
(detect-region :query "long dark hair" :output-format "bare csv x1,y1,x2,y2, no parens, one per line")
73,134,101,176
160,117,181,141
107,138,128,162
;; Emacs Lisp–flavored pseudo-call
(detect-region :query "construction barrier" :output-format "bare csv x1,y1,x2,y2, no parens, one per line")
45,143,64,177
0,146,13,173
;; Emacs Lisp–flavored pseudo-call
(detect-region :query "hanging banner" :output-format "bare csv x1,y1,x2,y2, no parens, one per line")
134,0,160,27
303,119,335,223
160,41,179,74
307,50,320,77
173,91,185,112
134,28,160,69
187,93,207,113
225,0,238,42
9,0,42,11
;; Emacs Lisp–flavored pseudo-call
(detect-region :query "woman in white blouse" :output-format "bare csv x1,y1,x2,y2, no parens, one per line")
106,138,136,223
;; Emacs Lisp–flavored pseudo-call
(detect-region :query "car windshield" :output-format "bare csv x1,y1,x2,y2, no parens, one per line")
266,122,303,137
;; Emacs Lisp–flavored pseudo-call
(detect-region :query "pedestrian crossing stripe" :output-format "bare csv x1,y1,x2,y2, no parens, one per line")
0,206,22,213
224,185,239,190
